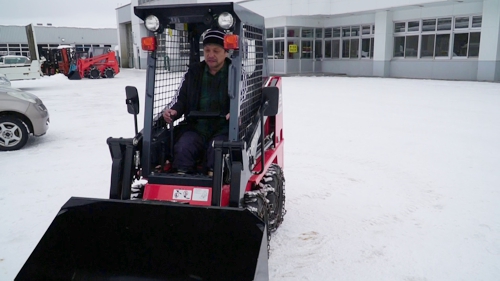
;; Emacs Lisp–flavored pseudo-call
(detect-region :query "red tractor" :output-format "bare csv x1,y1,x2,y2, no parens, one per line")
16,3,284,281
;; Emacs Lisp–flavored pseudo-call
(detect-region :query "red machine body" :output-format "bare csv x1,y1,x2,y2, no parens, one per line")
76,51,120,79
142,77,285,207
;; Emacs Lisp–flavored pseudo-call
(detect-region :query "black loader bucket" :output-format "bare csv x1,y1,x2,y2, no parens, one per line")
16,197,269,281
67,70,82,80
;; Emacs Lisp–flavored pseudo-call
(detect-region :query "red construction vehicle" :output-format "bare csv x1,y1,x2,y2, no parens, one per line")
16,3,284,281
75,47,120,79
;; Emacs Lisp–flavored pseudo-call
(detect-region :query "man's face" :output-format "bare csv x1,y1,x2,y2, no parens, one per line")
203,44,226,71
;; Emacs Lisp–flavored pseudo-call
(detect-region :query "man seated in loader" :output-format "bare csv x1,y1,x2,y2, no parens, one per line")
162,28,231,176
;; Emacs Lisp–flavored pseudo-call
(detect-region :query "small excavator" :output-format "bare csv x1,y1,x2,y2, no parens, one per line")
16,2,285,281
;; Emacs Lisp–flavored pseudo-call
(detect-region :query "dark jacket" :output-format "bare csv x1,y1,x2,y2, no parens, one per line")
170,58,231,121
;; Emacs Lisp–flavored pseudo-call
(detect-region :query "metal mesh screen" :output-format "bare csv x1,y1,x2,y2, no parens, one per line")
151,25,264,140
239,24,264,140
152,29,190,122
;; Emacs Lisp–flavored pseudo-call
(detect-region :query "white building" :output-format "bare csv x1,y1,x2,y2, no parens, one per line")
116,0,500,82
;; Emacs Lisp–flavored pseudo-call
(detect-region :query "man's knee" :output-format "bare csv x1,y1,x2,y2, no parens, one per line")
175,131,202,152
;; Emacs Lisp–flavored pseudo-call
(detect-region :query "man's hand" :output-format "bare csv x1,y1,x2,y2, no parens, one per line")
163,109,177,123
225,113,230,120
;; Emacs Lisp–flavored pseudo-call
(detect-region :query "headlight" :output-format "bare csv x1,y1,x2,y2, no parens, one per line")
218,12,234,29
7,90,37,103
37,104,47,111
145,15,160,32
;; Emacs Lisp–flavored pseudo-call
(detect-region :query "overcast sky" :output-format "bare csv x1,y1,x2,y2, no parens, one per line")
0,0,130,28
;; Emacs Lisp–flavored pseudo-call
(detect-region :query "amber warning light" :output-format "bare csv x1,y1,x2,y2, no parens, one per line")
142,36,157,51
224,34,239,50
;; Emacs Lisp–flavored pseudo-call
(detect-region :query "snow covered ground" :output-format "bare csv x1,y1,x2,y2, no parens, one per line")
1,69,499,280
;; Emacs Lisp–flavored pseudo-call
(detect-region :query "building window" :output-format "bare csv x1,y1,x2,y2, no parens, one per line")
420,34,435,57
301,40,312,58
287,27,300,37
275,40,285,59
267,40,274,59
315,28,323,39
472,16,482,28
360,24,374,59
405,36,419,57
422,19,436,32
453,32,480,57
302,28,313,38
332,40,340,58
455,17,469,29
435,34,450,57
324,28,332,38
268,25,374,60
315,39,322,58
333,28,341,38
324,24,374,59
325,40,332,58
342,39,350,58
437,18,452,31
394,37,405,57
362,25,371,35
343,25,373,59
361,38,374,58
275,28,285,37
393,15,481,59
266,28,285,59
266,28,273,39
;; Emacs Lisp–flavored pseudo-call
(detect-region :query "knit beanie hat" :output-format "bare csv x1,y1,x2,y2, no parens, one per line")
203,29,225,48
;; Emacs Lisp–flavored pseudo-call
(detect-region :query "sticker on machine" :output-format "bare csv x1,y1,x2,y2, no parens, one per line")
192,188,209,202
173,189,192,200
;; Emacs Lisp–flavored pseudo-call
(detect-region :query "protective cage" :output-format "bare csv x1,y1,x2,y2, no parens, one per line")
135,3,268,176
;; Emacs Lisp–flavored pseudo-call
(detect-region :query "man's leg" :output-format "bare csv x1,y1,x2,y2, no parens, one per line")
205,134,229,172
173,130,204,172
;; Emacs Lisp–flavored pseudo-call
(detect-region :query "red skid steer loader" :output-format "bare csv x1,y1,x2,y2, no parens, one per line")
15,3,285,281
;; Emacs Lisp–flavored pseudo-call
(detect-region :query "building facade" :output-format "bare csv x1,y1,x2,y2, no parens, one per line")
116,0,500,82
0,24,118,59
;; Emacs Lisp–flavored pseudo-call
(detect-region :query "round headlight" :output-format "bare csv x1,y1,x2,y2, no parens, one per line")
218,12,234,29
145,15,160,32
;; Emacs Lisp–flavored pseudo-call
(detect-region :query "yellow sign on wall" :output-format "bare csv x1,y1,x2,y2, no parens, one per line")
289,44,298,53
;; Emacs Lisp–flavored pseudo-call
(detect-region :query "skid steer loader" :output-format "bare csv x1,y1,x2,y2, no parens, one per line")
15,2,285,281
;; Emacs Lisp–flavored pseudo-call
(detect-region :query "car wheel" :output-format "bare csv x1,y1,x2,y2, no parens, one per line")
0,116,29,151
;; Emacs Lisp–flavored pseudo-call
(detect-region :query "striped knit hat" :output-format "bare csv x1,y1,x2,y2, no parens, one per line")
203,29,225,48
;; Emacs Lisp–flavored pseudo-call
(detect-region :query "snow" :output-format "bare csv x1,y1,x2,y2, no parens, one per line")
1,70,500,280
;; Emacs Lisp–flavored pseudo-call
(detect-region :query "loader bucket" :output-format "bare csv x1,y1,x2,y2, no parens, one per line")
68,70,82,80
15,197,269,281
